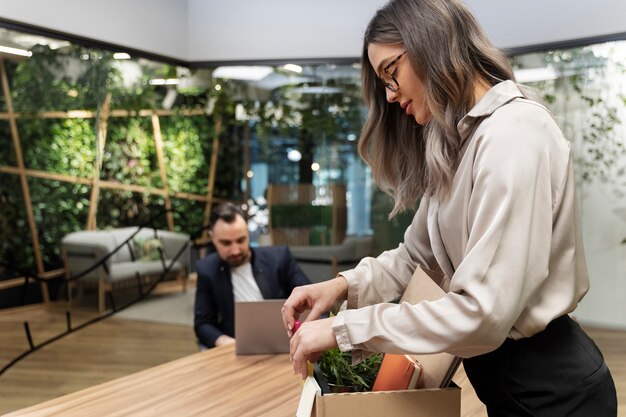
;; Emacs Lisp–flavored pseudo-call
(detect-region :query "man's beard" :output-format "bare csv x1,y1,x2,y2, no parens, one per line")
226,251,249,267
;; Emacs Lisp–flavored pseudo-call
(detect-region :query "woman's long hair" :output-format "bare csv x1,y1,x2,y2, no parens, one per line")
359,0,515,216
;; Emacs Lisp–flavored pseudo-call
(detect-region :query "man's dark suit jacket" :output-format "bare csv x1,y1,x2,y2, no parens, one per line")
194,246,310,348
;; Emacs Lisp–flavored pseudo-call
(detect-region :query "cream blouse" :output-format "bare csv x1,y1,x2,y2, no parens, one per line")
333,80,590,360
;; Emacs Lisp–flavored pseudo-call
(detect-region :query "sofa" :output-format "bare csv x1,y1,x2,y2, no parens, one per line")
61,227,191,313
289,235,373,283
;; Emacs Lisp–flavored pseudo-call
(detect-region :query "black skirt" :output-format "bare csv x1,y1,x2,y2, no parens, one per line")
463,315,617,417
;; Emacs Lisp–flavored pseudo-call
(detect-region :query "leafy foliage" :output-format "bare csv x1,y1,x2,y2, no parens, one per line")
317,347,383,391
19,118,97,176
29,179,91,269
10,44,122,112
0,174,36,271
0,43,230,280
0,121,16,166
161,115,212,194
103,117,160,187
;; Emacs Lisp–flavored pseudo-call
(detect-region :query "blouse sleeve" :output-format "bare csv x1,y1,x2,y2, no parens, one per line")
339,196,441,310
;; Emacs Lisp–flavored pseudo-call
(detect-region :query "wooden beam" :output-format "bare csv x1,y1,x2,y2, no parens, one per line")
202,116,222,238
86,93,111,230
172,191,214,203
0,268,66,291
151,113,174,231
243,122,251,204
0,165,212,202
0,277,29,291
0,166,92,185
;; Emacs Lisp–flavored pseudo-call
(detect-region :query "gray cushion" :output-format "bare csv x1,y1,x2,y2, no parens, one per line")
62,228,191,284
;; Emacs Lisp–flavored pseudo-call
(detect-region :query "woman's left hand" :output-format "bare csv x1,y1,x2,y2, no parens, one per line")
290,317,338,379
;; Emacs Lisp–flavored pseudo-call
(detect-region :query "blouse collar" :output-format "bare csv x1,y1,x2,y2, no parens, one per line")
456,80,525,141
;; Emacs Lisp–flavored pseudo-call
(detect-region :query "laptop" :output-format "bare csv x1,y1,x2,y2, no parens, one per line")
235,299,293,355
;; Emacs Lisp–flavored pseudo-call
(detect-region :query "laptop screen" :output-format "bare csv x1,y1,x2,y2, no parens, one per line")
234,299,291,355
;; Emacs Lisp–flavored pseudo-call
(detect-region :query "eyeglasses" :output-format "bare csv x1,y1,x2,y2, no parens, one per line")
379,51,407,93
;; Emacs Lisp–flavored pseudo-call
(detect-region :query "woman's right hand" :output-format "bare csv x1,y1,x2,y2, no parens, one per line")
281,276,348,337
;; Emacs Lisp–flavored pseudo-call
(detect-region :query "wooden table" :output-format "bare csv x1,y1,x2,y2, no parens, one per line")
2,345,303,417
3,344,487,417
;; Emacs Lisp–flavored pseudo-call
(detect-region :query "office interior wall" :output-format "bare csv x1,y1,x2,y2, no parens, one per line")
465,0,626,51
188,0,626,62
0,0,188,61
185,0,383,62
2,1,626,62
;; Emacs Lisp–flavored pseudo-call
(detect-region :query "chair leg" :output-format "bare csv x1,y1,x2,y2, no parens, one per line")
98,277,106,314
178,269,188,293
67,280,74,310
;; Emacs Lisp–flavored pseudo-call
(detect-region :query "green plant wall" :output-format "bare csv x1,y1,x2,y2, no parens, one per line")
19,118,97,176
0,174,35,271
29,179,91,269
161,115,212,195
0,43,239,287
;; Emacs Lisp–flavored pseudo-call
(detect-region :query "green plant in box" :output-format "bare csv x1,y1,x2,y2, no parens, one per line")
317,347,383,392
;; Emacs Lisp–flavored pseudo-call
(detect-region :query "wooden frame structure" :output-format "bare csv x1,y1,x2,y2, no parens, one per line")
0,58,223,302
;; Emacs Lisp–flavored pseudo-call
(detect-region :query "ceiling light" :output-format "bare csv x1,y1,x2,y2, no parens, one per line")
0,45,32,57
283,64,302,73
311,162,320,172
289,86,343,95
213,66,273,81
113,52,131,60
513,67,558,83
149,78,181,86
287,149,302,162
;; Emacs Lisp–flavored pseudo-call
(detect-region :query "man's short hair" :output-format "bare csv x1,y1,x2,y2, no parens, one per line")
209,202,246,231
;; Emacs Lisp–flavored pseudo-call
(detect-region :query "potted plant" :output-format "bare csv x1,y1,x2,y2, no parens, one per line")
315,347,383,393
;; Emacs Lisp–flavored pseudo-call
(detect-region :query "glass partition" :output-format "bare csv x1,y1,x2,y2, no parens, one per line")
513,41,626,327
0,25,375,411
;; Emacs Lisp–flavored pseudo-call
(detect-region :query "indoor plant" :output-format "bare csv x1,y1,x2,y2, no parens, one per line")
315,347,383,393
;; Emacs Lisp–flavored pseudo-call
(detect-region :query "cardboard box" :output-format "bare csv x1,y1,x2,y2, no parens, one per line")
297,267,462,417
311,381,460,417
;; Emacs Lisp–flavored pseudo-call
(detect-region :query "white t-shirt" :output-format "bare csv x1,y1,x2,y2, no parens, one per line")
231,262,263,302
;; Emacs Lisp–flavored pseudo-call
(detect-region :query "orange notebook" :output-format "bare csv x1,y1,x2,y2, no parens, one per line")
372,354,423,391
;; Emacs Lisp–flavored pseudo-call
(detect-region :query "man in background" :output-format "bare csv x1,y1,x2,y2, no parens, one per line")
194,202,310,348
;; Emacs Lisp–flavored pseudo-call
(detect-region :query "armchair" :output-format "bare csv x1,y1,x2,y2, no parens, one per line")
61,227,191,313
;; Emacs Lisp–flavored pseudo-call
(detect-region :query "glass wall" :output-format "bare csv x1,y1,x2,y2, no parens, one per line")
513,41,626,327
0,26,378,316
218,63,371,242
0,27,376,409
0,27,217,279
1,24,624,315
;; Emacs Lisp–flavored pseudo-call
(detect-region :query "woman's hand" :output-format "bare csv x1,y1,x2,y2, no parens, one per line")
289,317,338,379
281,276,348,337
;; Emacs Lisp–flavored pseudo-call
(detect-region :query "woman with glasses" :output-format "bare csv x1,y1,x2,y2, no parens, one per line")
282,0,617,415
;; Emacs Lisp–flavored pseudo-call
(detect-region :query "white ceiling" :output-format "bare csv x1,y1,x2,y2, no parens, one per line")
0,0,625,63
